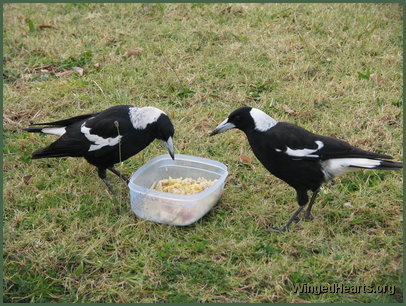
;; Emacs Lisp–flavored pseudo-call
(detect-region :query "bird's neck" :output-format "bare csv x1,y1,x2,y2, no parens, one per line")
250,108,278,132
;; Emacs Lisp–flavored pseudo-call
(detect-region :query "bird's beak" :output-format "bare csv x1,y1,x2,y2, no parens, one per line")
210,118,236,136
161,137,175,160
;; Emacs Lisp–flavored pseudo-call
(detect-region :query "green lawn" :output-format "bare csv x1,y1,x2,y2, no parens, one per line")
3,3,403,302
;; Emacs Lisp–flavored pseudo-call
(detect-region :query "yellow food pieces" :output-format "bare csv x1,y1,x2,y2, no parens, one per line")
151,177,217,195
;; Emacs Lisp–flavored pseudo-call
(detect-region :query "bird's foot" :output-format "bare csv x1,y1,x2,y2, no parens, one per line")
270,226,288,232
303,212,313,220
102,178,117,196
292,214,313,222
107,187,117,196
108,167,129,184
120,175,129,184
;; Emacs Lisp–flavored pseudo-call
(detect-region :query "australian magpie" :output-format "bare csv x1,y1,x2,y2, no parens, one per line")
210,106,403,231
25,105,175,194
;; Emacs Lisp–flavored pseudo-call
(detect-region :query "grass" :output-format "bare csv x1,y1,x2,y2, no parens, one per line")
3,3,403,303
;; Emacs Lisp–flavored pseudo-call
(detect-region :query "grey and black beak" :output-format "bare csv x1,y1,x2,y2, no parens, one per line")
210,118,236,136
161,136,175,160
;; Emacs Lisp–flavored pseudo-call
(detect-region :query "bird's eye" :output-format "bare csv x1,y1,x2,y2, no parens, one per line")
235,115,241,121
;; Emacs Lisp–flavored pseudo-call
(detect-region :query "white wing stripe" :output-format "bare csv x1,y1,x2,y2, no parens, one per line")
81,123,122,152
285,140,324,158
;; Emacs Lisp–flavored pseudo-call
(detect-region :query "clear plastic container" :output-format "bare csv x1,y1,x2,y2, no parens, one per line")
128,154,228,226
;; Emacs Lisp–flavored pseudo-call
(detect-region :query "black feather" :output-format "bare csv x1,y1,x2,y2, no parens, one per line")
32,112,99,127
23,127,44,133
372,160,403,170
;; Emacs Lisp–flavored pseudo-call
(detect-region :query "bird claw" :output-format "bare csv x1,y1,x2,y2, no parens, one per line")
292,215,312,222
270,226,288,232
303,213,313,220
102,178,118,196
120,175,129,184
107,187,117,196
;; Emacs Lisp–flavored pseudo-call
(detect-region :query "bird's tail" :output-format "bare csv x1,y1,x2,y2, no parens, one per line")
23,126,66,136
372,160,403,171
347,158,403,171
24,127,44,133
31,146,71,159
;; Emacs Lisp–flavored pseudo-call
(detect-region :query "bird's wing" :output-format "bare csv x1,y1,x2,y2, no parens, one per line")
314,135,392,160
82,105,134,137
84,115,134,138
268,122,393,161
81,113,136,158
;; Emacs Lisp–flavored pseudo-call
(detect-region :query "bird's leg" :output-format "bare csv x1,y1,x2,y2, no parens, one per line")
273,190,308,232
98,167,116,195
303,189,320,220
273,205,306,232
108,167,129,184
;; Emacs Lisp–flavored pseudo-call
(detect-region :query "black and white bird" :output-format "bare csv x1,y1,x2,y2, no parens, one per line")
210,107,403,231
25,105,175,194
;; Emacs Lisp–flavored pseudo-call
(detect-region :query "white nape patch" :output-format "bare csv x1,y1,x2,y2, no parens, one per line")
81,123,122,152
41,127,66,136
285,140,324,158
321,158,382,180
129,107,165,130
250,108,278,132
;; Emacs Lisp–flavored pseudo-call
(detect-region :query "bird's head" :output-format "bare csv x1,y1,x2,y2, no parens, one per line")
210,107,278,136
130,106,175,159
154,112,175,160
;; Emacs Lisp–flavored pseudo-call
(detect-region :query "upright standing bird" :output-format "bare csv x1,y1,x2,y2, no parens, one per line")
210,107,403,231
25,105,175,194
